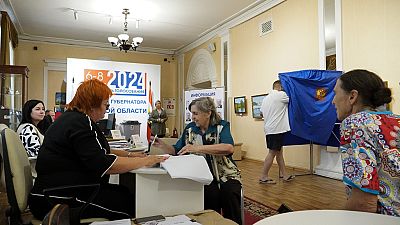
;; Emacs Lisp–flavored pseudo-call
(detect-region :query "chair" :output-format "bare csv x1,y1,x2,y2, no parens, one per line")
0,128,107,225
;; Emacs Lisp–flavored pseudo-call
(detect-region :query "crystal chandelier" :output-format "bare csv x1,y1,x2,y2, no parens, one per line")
108,9,143,52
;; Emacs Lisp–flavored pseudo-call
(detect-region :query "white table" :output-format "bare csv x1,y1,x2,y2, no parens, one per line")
119,167,204,217
254,210,400,225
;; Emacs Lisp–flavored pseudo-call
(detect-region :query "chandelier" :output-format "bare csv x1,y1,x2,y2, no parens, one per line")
108,9,143,52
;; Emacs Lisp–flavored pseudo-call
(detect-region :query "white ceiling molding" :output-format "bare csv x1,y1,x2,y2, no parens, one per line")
2,0,24,34
176,0,286,55
19,34,175,56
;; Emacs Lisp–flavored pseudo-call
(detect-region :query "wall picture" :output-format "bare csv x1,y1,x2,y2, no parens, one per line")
251,94,268,119
55,92,66,105
233,96,246,114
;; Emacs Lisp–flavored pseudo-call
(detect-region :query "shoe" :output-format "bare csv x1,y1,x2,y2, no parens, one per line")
279,176,283,179
283,175,295,182
259,178,277,184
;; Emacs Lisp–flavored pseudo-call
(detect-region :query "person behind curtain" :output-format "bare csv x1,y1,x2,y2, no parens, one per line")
332,69,399,216
259,80,294,184
148,100,168,138
28,79,168,221
17,99,45,157
152,97,242,224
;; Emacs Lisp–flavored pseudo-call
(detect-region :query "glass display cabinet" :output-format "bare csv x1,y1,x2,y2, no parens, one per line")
0,65,29,130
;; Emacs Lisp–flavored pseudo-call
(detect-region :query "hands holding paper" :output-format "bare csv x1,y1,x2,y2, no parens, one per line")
177,144,198,155
144,155,169,167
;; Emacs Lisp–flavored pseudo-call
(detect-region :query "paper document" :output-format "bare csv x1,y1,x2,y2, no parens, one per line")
90,218,130,225
157,215,201,225
161,154,213,185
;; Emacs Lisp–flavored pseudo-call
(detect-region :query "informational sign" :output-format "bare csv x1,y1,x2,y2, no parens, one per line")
66,58,160,139
184,87,224,124
163,98,176,116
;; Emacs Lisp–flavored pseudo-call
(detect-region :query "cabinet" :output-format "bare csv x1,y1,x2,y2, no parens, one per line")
0,65,29,130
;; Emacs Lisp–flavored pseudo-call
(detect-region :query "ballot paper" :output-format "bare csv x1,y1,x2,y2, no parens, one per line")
161,154,213,185
156,215,201,225
90,219,130,225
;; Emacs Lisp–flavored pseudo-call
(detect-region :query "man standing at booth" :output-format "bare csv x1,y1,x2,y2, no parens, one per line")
259,80,294,184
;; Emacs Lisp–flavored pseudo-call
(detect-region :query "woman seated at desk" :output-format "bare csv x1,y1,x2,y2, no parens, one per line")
153,97,242,224
29,79,168,221
17,99,46,157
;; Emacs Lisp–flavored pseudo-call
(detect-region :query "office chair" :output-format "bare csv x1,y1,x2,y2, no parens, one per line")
0,128,107,225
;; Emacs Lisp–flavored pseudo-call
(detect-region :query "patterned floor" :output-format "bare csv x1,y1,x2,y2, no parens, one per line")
244,196,278,225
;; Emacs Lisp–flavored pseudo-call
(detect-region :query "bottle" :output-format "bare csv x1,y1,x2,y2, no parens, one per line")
172,128,178,138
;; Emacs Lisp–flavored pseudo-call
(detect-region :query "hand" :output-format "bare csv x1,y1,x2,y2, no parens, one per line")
145,155,169,167
128,152,147,158
150,136,164,147
177,144,197,155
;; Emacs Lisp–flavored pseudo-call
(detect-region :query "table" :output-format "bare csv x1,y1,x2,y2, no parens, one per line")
131,210,236,225
119,167,204,218
253,210,400,225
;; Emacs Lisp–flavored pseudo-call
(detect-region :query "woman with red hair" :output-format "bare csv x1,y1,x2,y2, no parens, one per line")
28,79,168,221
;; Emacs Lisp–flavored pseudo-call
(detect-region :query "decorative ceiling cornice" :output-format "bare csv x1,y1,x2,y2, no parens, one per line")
176,0,286,55
19,34,176,56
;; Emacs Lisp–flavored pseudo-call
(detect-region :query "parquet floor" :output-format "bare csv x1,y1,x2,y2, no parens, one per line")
237,159,346,211
0,159,347,225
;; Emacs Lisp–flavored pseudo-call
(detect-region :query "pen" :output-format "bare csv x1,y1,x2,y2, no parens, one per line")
152,134,158,145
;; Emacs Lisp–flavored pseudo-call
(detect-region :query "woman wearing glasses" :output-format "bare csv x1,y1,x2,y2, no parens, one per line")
29,79,168,221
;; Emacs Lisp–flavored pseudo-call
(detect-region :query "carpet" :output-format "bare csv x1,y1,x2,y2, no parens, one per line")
244,196,278,225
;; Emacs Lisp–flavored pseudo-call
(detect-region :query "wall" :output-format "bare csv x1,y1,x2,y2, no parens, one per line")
229,0,320,168
15,41,178,131
342,0,400,114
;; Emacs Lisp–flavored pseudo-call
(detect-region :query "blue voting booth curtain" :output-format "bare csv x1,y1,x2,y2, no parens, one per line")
279,70,342,145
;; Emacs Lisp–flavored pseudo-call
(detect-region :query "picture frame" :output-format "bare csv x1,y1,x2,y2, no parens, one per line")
55,92,66,105
233,96,247,114
251,94,268,119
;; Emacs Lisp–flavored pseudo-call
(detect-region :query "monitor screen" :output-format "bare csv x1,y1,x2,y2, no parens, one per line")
106,113,116,130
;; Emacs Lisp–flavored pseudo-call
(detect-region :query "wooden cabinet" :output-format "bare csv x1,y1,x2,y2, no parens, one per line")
0,65,29,130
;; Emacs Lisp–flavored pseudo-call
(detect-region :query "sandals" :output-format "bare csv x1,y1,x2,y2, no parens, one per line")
283,175,295,182
259,178,277,184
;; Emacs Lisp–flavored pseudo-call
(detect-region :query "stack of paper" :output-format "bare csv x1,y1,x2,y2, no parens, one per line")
161,154,213,185
157,215,201,225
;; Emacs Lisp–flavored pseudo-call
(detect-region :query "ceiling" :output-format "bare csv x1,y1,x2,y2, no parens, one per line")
2,0,265,54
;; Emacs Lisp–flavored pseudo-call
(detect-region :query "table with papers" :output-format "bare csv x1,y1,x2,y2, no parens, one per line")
119,155,209,218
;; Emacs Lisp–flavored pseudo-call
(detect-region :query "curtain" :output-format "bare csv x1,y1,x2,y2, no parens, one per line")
1,11,18,65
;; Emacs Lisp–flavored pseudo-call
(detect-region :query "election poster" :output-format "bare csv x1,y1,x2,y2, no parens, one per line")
66,58,160,139
184,87,224,124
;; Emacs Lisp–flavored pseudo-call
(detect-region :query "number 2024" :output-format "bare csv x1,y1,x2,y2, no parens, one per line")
86,70,145,89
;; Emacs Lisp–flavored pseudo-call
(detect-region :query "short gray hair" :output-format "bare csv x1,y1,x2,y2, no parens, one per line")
189,97,221,126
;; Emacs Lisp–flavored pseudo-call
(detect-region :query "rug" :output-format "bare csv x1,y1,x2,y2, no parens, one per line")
244,196,278,225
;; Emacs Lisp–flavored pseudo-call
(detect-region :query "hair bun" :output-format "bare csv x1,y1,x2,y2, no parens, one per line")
372,87,392,107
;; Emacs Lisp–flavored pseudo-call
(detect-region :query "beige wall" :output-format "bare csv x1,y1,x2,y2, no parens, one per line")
15,42,178,130
229,0,319,168
342,0,400,114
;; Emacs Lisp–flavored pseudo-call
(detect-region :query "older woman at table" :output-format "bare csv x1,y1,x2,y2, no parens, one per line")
28,79,168,220
332,69,399,216
153,97,242,224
